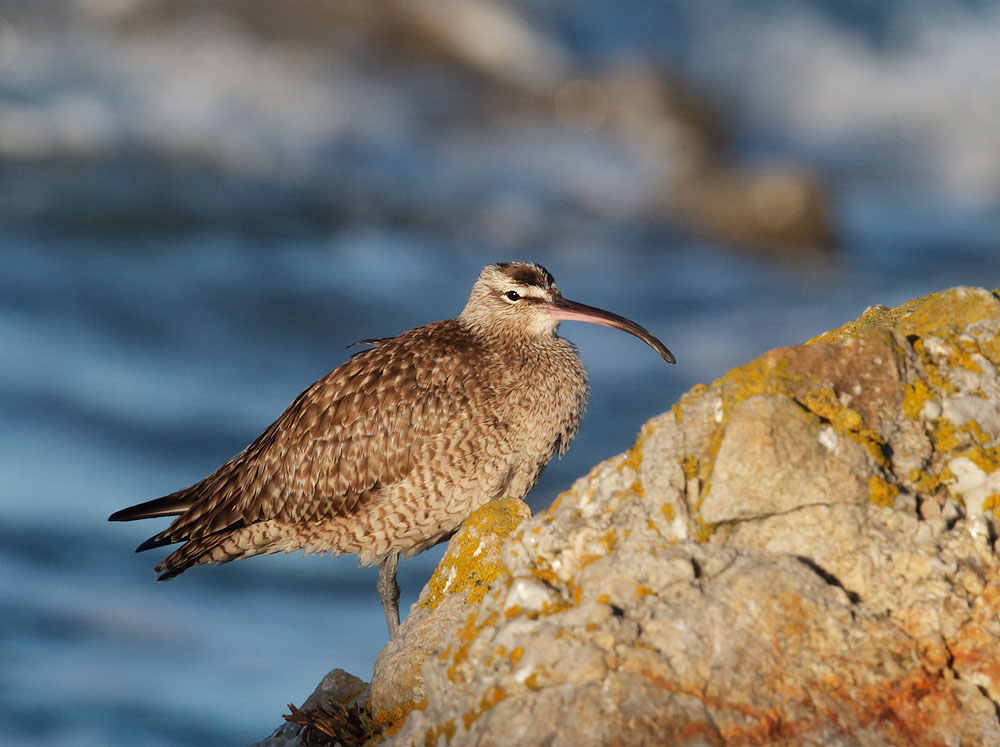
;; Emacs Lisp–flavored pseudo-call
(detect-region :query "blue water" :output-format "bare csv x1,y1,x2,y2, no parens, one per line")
2,2,1000,745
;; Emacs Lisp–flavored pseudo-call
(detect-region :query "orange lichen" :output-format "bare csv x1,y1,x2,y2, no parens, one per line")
620,429,647,472
422,718,456,745
902,379,932,419
982,494,1000,516
691,353,800,499
811,288,997,348
694,516,717,542
908,468,940,494
799,388,863,431
529,567,560,587
461,686,507,731
374,695,429,733
896,288,1000,339
911,339,957,394
930,419,1000,473
960,419,993,445
447,611,489,682
503,604,523,620
796,386,891,468
933,419,961,452
953,337,984,372
681,455,699,480
600,529,618,553
959,444,1000,475
869,476,899,508
807,301,922,345
672,401,685,423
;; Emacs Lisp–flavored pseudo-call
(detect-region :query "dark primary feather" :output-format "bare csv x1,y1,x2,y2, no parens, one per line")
108,490,194,522
110,320,480,557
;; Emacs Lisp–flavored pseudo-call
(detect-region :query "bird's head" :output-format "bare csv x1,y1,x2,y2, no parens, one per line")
460,262,675,364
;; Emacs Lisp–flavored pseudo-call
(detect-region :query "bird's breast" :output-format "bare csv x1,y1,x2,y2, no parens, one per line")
480,338,588,479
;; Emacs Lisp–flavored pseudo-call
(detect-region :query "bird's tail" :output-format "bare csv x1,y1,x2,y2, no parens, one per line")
109,489,193,522
108,488,200,552
154,533,232,580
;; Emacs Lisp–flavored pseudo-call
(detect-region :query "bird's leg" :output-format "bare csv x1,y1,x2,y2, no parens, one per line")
378,551,401,639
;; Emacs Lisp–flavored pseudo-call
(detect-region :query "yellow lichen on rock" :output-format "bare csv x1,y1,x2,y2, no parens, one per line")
982,494,1000,515
694,516,716,542
909,338,958,395
894,287,1000,339
869,475,899,508
681,455,699,480
419,497,530,612
460,686,506,731
420,718,456,745
807,300,923,345
374,696,429,733
620,426,648,472
364,287,1000,747
799,387,863,431
808,287,1000,346
796,386,891,467
446,610,498,683
902,379,932,419
960,443,1000,475
933,418,961,452
909,468,940,494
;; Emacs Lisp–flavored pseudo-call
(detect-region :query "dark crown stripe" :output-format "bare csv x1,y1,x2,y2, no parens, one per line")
495,262,554,289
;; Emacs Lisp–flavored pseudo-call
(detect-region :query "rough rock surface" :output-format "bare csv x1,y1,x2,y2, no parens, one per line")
259,286,1000,745
375,286,1000,746
370,497,532,723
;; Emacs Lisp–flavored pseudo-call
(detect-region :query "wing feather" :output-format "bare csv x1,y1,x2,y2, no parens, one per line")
141,321,480,548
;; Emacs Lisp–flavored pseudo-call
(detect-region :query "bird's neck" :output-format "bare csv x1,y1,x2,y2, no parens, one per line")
457,316,563,357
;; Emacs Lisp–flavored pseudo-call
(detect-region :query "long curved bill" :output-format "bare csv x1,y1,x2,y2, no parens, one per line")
544,296,676,364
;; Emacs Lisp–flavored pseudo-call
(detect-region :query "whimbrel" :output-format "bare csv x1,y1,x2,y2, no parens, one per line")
109,262,674,638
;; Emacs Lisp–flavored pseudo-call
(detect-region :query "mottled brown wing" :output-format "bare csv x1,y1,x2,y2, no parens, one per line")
151,322,479,545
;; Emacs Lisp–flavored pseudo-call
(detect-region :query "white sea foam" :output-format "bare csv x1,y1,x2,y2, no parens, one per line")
687,3,1000,205
3,2,998,208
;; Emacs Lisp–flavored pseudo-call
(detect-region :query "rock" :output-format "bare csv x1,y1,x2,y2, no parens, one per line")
371,286,1000,745
257,287,1000,744
563,63,836,253
370,497,531,724
670,165,836,253
252,668,370,747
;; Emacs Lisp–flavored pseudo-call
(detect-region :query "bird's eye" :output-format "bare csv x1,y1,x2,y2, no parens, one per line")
504,290,521,302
